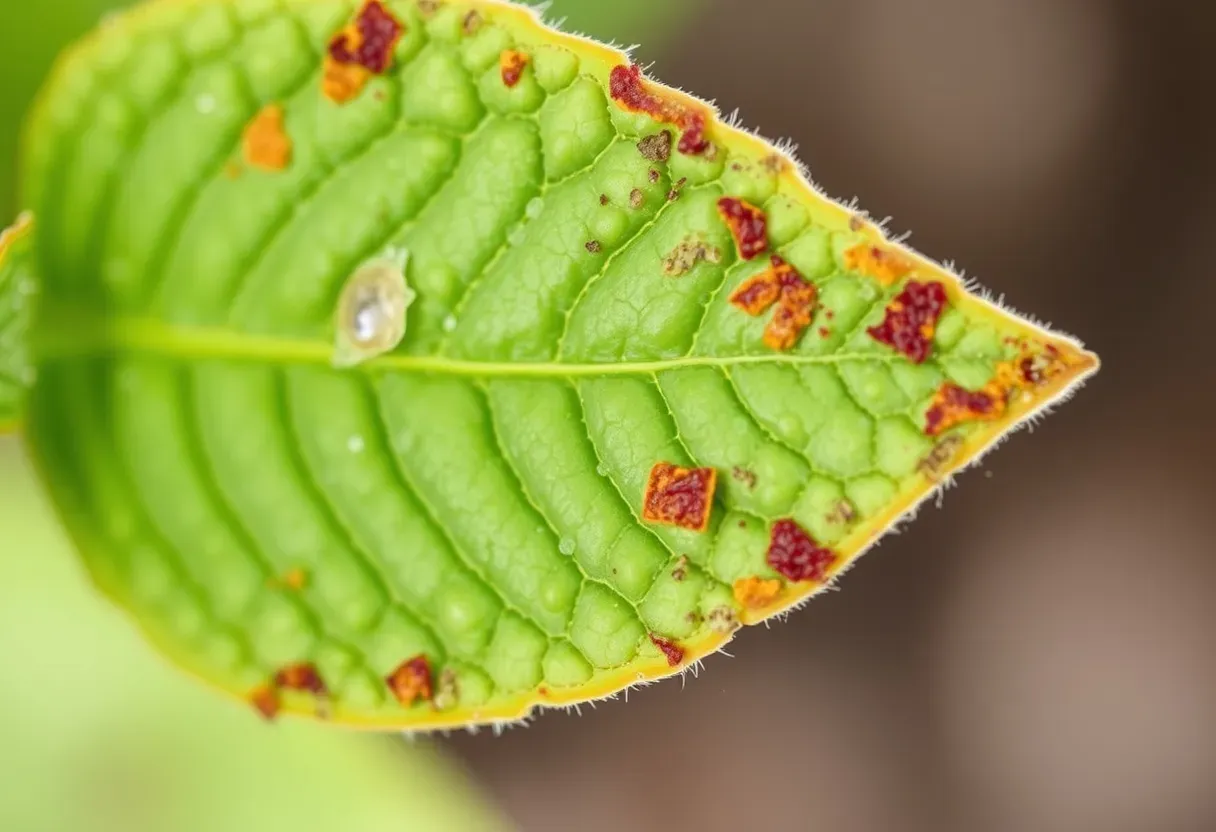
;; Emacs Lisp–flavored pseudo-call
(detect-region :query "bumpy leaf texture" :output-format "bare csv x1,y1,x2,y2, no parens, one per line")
10,0,1098,730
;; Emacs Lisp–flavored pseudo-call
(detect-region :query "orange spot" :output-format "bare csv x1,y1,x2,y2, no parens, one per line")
844,243,915,287
250,684,280,721
649,634,685,666
500,49,530,87
717,198,768,260
268,567,308,591
609,64,712,155
643,463,717,533
324,1,404,104
386,655,434,707
729,256,818,350
273,662,328,696
733,576,782,610
242,104,292,171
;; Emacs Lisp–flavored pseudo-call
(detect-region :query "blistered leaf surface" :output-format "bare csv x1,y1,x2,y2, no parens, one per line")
17,0,1097,729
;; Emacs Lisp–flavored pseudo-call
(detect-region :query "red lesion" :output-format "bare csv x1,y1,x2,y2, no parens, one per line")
844,243,915,286
767,519,838,583
274,662,328,696
323,0,405,104
609,64,713,156
729,256,818,350
386,655,434,707
717,197,768,260
250,684,281,721
643,463,718,532
499,49,530,87
867,280,949,363
649,634,685,667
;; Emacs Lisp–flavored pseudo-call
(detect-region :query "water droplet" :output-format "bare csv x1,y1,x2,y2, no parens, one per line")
525,197,545,220
195,93,217,114
442,314,458,332
559,537,576,556
333,254,416,368
347,435,365,454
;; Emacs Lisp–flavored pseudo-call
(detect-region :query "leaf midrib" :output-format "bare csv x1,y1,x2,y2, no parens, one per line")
32,307,901,377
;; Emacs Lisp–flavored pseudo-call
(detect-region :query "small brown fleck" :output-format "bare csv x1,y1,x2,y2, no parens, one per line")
707,605,739,634
737,520,747,529
585,240,603,254
819,327,831,339
251,685,280,721
827,499,856,526
849,215,865,232
918,434,966,481
432,668,459,711
685,611,703,625
731,466,758,489
461,9,483,34
648,168,660,183
417,0,442,14
661,234,722,276
637,131,673,162
671,554,690,582
762,153,788,174
629,188,645,209
599,193,610,206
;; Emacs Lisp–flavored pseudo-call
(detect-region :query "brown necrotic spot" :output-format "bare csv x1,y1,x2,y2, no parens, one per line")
500,49,529,87
731,466,758,489
662,235,721,276
717,197,768,260
461,9,483,35
629,188,645,210
733,576,782,610
324,0,405,104
867,280,949,363
648,168,660,183
649,634,685,667
707,605,739,634
609,64,712,156
585,240,602,254
637,131,673,162
386,655,434,707
918,434,966,480
844,243,915,287
767,519,838,583
643,463,717,532
671,554,690,582
250,685,281,721
242,104,292,171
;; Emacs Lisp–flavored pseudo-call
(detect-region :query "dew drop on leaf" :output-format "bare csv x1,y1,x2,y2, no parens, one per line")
332,250,415,368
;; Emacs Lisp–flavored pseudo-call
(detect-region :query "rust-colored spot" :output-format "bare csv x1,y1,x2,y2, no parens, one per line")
461,9,483,35
250,684,280,721
924,381,1007,436
844,243,915,287
386,655,434,707
242,104,292,171
643,462,717,532
649,634,685,666
761,153,788,174
585,240,603,254
667,176,688,202
918,434,966,480
662,235,722,276
767,519,838,583
324,0,405,104
867,280,949,363
732,466,758,489
733,576,783,610
638,131,673,162
609,64,712,156
848,215,865,232
274,662,328,696
671,554,690,582
730,256,817,350
717,197,768,260
629,188,645,210
598,193,610,206
648,168,661,183
500,49,529,87
707,605,739,634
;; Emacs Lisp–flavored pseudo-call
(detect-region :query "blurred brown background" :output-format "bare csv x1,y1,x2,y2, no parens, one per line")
443,1,1216,830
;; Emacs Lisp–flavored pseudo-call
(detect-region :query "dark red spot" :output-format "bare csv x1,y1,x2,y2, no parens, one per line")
274,662,327,696
867,280,949,363
649,634,685,666
767,519,838,583
386,655,434,707
328,1,403,73
609,64,712,156
643,463,717,532
717,198,768,260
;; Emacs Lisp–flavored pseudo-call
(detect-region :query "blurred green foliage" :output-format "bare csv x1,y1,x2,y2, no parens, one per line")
0,0,697,219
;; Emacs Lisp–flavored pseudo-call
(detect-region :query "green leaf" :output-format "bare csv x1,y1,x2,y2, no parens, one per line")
14,0,1098,730
0,214,34,432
